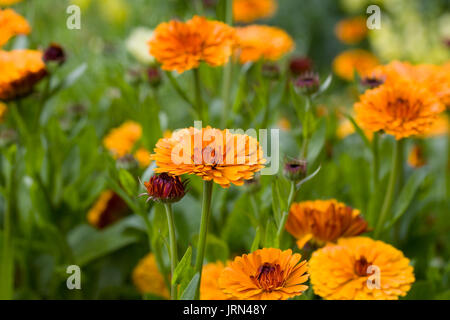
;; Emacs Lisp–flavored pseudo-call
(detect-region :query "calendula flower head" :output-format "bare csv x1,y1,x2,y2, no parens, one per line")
354,78,445,140
132,253,169,299
126,27,155,65
407,144,426,168
140,173,187,204
232,0,277,23
201,261,234,300
294,71,320,95
289,56,312,76
0,9,30,47
235,25,294,64
87,190,129,229
283,158,307,182
103,121,142,158
0,49,47,100
332,49,379,81
219,248,308,300
309,237,415,300
286,199,369,249
43,43,66,65
150,126,266,188
149,15,236,73
335,16,368,44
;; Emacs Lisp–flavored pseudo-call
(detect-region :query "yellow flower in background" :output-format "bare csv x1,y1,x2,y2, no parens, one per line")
336,118,355,139
87,190,129,229
132,253,169,299
286,199,369,249
103,121,142,158
235,25,294,63
335,16,368,44
126,27,155,65
134,147,151,168
0,49,47,101
233,0,277,23
309,237,415,300
98,0,129,25
200,261,233,300
0,0,23,6
0,101,7,122
149,16,236,73
219,248,309,300
277,117,291,131
354,78,444,140
407,144,426,168
333,49,379,81
0,8,30,47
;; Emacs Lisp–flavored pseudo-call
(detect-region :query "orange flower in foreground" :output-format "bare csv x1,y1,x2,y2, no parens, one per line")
0,9,30,47
219,248,309,300
332,49,379,81
149,15,236,73
286,199,369,249
0,49,46,100
335,17,368,45
150,127,266,188
354,78,444,139
132,253,169,299
87,190,129,229
103,121,142,158
233,0,277,23
201,261,233,300
310,237,415,300
235,25,294,63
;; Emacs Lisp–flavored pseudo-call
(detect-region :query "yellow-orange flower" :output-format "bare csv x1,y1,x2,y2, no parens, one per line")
233,0,277,23
219,248,309,300
235,25,294,64
0,0,23,5
87,190,129,229
0,101,7,122
149,15,236,73
150,127,266,188
103,121,142,158
134,147,151,168
201,261,233,300
286,199,369,249
309,237,415,300
423,113,448,137
335,17,368,44
354,78,444,139
332,49,379,81
407,144,426,168
0,9,30,47
132,253,169,299
0,49,46,100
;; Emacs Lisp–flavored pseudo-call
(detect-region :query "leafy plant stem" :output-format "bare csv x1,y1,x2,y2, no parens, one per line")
164,203,178,300
275,181,296,245
372,132,380,191
193,68,205,122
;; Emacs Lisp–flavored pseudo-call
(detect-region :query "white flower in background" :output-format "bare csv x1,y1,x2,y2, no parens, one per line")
126,27,155,65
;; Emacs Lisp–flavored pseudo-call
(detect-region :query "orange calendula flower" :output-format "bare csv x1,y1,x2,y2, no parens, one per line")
149,15,236,73
132,253,169,299
0,49,46,100
218,248,309,300
134,147,151,168
233,0,277,23
332,49,379,81
286,199,369,249
354,78,445,139
335,17,368,45
150,126,266,188
309,237,415,300
407,144,426,168
103,121,142,158
201,261,233,300
235,25,294,64
87,190,129,229
0,9,30,47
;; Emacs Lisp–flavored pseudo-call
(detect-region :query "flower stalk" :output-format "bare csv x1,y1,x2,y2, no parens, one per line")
164,203,178,300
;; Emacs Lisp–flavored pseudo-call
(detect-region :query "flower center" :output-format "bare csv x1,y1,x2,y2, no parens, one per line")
250,262,285,292
354,256,372,276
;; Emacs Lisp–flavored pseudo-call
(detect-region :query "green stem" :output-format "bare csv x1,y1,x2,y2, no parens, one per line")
194,180,213,299
372,132,380,191
165,71,198,118
300,96,312,159
193,68,205,122
375,139,403,237
220,0,233,128
276,181,296,244
164,203,178,300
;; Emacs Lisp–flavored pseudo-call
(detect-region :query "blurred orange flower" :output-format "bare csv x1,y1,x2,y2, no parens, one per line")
235,25,294,63
200,261,233,300
219,248,309,300
332,49,379,81
0,0,23,5
0,9,30,47
103,121,142,158
309,237,415,300
286,199,369,249
134,147,151,168
132,253,169,299
407,144,426,168
335,17,368,44
149,15,236,73
87,190,129,229
233,0,277,23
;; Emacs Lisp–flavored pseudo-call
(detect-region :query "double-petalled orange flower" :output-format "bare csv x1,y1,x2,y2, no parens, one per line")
286,199,369,249
149,15,236,73
219,248,309,300
335,17,368,45
132,253,169,299
200,261,233,300
0,49,46,100
150,127,266,188
235,25,294,64
309,237,415,300
354,78,444,139
332,49,379,81
233,0,277,23
0,9,30,47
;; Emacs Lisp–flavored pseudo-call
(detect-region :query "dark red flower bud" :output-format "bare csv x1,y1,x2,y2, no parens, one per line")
294,72,320,95
147,66,162,88
289,57,312,76
43,43,66,65
283,159,307,182
140,173,187,203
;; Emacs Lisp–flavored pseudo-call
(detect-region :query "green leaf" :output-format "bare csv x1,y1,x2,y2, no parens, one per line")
296,165,321,189
345,114,371,149
118,169,137,197
264,219,278,248
250,227,261,252
180,272,200,300
313,74,332,98
172,246,193,286
60,63,87,90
